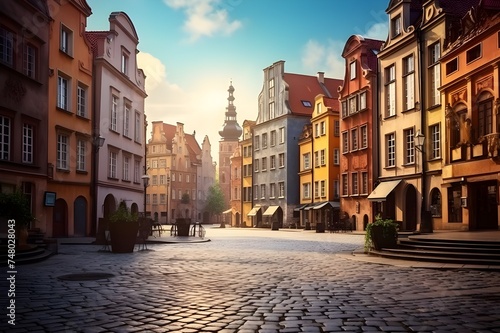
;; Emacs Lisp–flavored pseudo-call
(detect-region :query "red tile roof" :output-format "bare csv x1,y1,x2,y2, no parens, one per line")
161,123,200,163
283,73,342,117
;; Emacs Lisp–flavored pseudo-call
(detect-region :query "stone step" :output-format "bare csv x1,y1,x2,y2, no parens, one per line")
399,239,500,254
379,247,500,261
0,245,54,266
370,249,500,266
406,236,500,248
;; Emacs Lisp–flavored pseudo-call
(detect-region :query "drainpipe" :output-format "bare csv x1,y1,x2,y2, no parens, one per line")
417,26,431,233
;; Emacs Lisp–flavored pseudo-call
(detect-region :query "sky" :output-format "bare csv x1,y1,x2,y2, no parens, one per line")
86,0,390,157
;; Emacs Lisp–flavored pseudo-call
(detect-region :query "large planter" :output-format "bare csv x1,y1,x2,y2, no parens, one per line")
109,221,139,253
176,218,191,236
370,225,398,250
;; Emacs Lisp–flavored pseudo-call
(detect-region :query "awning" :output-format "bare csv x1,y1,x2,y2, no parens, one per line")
367,180,402,201
222,208,233,214
247,206,262,216
304,203,317,211
313,201,340,210
294,204,310,212
263,205,280,216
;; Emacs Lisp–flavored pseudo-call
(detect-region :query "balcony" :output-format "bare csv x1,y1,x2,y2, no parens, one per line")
479,133,500,158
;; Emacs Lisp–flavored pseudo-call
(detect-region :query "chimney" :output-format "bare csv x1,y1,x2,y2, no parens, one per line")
317,71,324,84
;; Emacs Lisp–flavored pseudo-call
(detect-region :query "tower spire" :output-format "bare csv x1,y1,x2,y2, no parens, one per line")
219,81,242,140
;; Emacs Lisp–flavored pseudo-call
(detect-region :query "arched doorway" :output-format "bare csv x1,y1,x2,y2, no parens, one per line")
74,196,87,237
351,215,357,231
363,215,369,230
235,212,240,227
53,199,68,237
131,203,138,215
405,185,417,231
103,194,116,219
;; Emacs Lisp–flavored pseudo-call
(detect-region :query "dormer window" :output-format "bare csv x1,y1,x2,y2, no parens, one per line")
121,48,130,75
301,100,312,107
350,61,356,80
391,15,402,38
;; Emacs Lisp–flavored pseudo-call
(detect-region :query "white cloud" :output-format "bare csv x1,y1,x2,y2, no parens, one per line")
301,40,325,70
164,0,242,42
301,39,345,80
364,22,388,41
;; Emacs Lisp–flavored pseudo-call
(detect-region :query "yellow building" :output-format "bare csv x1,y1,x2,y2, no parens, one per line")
297,124,313,228
46,0,93,237
241,120,256,227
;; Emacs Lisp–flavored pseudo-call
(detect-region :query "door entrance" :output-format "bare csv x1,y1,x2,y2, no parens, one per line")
471,181,498,230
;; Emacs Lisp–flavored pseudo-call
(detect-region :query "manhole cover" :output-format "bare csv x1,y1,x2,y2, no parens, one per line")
57,273,115,281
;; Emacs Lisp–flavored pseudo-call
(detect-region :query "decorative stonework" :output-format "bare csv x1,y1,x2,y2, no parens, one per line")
3,77,26,103
476,75,493,94
450,88,467,104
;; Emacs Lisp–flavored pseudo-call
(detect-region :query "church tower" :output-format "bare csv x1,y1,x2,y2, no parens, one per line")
219,81,242,210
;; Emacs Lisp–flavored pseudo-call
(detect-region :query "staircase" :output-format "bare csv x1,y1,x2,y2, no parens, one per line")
369,236,500,266
0,228,55,266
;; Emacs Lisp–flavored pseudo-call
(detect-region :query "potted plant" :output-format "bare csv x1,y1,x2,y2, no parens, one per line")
365,214,399,251
108,201,139,253
0,190,34,249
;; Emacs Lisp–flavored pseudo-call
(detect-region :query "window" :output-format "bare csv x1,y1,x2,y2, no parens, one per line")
314,151,319,166
135,112,141,142
320,180,325,197
333,149,339,165
254,135,260,150
57,134,69,170
146,194,150,204
24,44,36,79
341,100,348,118
254,185,258,200
391,15,402,37
269,78,274,98
386,133,396,167
478,97,493,137
270,183,276,198
254,158,259,172
350,61,356,80
152,194,157,205
351,128,358,151
361,172,368,195
109,151,117,178
342,132,349,153
152,175,157,185
278,153,285,168
152,160,158,168
361,125,368,149
260,184,266,199
279,128,285,143
351,173,358,195
57,75,69,110
123,156,130,181
124,103,131,137
430,124,440,159
110,96,118,131
186,174,190,183
349,96,357,114
334,180,340,199
301,100,312,107
77,84,87,117
385,65,396,117
430,188,442,217
60,25,72,55
429,42,441,106
320,149,326,166
359,91,367,111
314,123,320,137
466,44,481,63
160,175,165,185
269,102,275,119
320,121,326,136
270,130,276,146
446,58,458,75
134,160,140,183
342,174,348,196
403,54,415,110
262,133,268,148
404,128,415,165
303,183,311,199
22,124,33,164
121,51,129,75
76,139,86,171
314,181,319,198
270,155,276,169
160,194,166,204
317,102,322,114
261,157,267,171
0,27,14,65
303,153,310,170
334,120,340,136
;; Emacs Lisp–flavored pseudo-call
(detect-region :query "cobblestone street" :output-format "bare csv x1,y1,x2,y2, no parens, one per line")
3,226,500,332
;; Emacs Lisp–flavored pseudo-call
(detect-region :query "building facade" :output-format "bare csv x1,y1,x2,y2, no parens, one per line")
0,0,50,232
339,35,383,231
46,0,93,237
251,60,342,227
87,12,147,228
440,1,500,230
240,120,255,227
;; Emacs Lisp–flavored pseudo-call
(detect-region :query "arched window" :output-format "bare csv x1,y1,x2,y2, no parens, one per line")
475,92,494,140
430,188,441,217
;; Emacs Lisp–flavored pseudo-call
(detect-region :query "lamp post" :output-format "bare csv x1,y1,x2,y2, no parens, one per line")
141,174,150,218
414,129,430,232
166,175,170,224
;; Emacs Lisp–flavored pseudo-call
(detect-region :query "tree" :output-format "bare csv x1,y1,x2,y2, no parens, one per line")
204,184,225,222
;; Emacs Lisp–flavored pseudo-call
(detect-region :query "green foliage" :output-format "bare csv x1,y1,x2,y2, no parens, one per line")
0,190,34,229
364,214,399,251
204,183,225,215
109,201,138,223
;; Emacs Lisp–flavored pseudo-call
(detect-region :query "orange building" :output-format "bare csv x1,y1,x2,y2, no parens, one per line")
46,0,93,237
338,35,383,230
440,1,500,230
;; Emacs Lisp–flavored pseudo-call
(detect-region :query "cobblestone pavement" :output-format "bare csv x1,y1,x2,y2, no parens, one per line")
3,227,500,332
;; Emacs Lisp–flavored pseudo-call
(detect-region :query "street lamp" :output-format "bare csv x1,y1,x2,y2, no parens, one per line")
413,129,431,233
141,174,150,218
414,129,425,152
